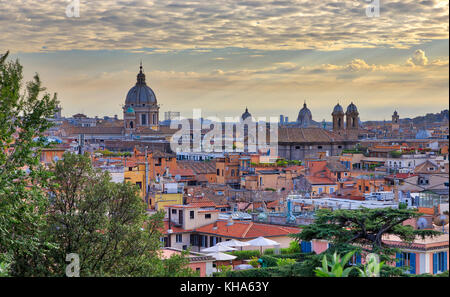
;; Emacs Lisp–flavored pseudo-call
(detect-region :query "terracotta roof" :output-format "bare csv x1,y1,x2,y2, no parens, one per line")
414,160,439,174
266,200,281,208
178,160,217,174
278,127,348,143
152,150,176,158
306,176,337,185
65,126,124,135
170,167,196,177
195,220,301,239
385,173,418,180
326,160,347,172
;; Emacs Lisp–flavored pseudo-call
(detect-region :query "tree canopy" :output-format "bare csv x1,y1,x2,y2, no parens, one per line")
0,51,59,274
291,207,441,259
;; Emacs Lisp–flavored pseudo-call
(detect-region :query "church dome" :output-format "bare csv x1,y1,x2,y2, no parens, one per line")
332,103,344,115
297,102,312,127
125,64,157,105
241,107,252,121
346,102,358,114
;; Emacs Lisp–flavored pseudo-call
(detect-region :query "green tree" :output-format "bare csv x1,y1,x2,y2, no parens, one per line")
41,153,195,276
291,207,440,276
0,51,59,275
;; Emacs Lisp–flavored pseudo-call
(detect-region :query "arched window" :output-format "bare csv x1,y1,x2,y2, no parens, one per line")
338,118,341,128
130,121,134,129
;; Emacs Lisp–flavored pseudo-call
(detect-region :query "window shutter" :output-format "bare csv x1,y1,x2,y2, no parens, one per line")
433,253,438,274
409,253,416,274
396,253,402,267
356,253,362,265
444,252,447,272
301,241,312,253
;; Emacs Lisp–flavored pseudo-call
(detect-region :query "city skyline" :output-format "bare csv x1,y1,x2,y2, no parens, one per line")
2,0,449,120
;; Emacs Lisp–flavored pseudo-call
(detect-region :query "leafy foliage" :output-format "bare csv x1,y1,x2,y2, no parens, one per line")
314,251,356,277
276,258,296,267
228,249,261,260
0,51,59,275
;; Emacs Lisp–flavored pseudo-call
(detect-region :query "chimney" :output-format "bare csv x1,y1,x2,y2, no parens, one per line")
213,221,218,230
226,217,234,226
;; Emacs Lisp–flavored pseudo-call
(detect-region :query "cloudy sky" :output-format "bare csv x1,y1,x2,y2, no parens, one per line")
1,0,448,121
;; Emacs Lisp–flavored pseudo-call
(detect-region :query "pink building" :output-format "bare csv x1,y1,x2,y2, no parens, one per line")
160,248,215,277
301,233,449,275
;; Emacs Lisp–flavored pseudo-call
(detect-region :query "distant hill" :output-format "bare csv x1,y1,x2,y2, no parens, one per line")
363,109,449,125
401,110,449,125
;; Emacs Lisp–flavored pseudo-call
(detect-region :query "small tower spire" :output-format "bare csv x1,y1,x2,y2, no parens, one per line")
137,61,146,84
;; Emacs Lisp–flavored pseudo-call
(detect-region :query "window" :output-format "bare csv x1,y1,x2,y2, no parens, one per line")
349,253,361,266
217,169,220,176
330,187,335,194
295,146,300,150
205,214,211,219
301,241,312,253
318,146,323,149
141,114,147,125
433,252,448,274
231,169,235,176
136,182,142,189
171,209,177,214
318,187,323,194
129,167,133,171
176,234,182,243
210,236,218,247
190,211,195,219
396,252,416,274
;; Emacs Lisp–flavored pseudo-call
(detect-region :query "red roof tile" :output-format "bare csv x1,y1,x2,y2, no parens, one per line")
195,221,300,239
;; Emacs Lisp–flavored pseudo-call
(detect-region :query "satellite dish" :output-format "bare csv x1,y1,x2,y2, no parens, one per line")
175,175,181,181
417,217,428,230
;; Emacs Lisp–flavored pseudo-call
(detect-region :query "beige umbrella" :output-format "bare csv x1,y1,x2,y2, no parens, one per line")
247,236,280,255
207,252,237,261
218,239,251,251
201,245,237,253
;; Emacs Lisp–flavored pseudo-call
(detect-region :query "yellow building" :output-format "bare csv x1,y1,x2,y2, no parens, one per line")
152,193,184,211
124,162,150,206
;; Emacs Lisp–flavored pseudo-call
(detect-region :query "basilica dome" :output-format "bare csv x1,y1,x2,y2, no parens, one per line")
125,65,157,105
241,107,252,121
297,102,312,127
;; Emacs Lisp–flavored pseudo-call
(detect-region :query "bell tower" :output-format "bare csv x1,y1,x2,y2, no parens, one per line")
332,103,345,135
